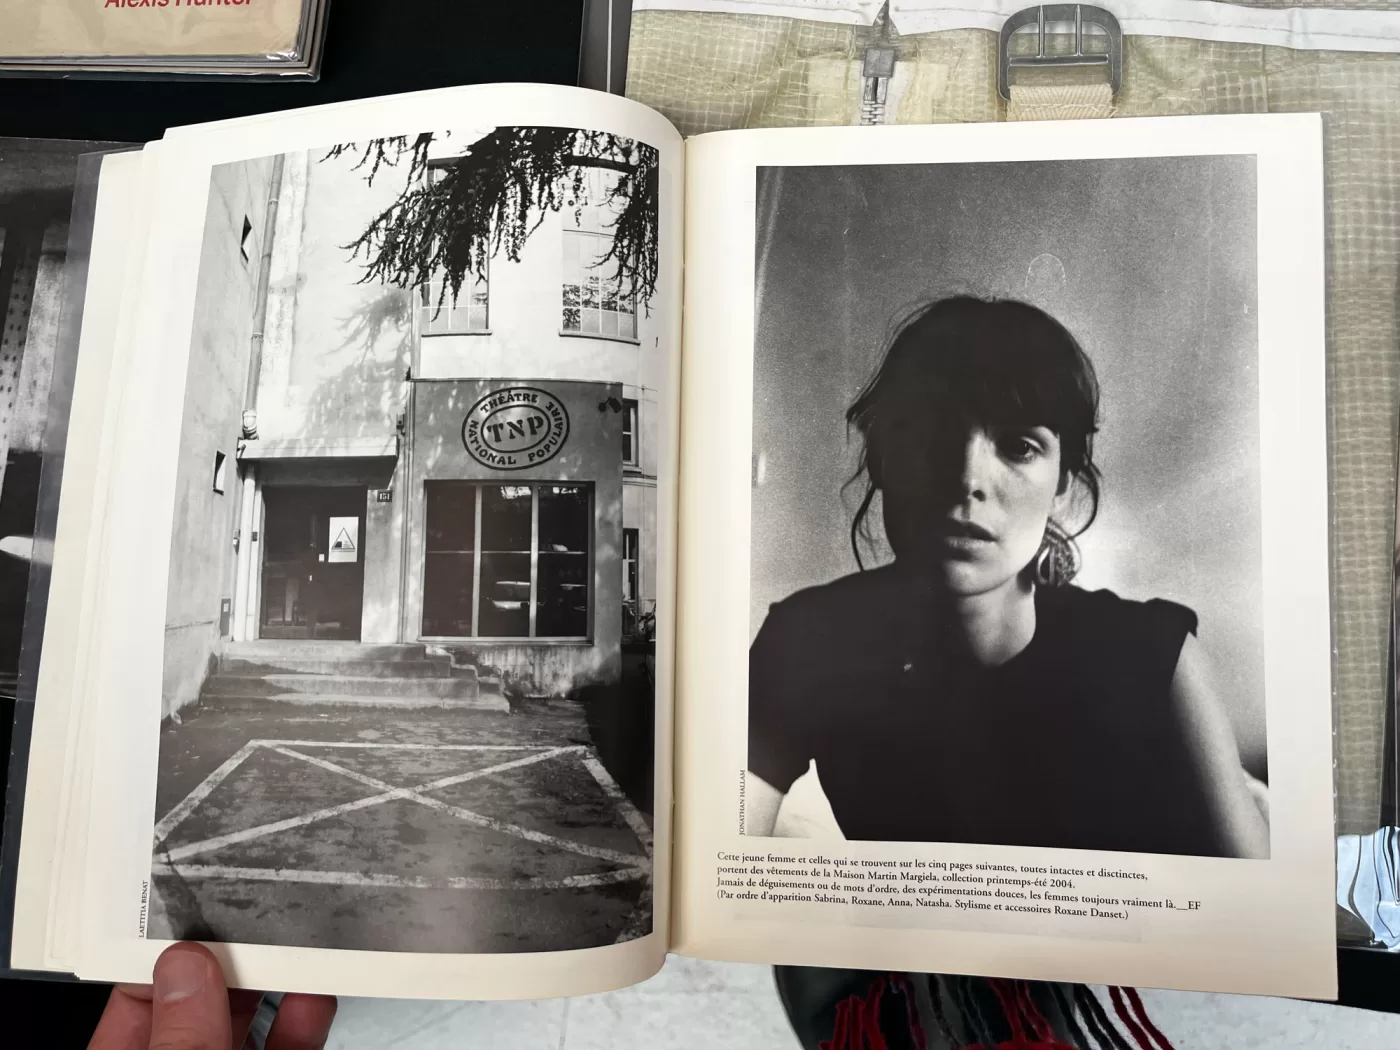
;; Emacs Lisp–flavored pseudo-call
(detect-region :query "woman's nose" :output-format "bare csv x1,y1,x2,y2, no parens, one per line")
958,431,996,500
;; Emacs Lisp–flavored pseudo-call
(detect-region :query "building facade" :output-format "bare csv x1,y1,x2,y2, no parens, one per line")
163,136,660,716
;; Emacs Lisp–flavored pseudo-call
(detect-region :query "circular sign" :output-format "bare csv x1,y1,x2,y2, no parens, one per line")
462,387,570,470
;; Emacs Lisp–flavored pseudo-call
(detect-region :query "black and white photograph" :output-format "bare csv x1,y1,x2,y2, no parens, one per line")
744,156,1270,859
148,125,662,953
0,139,118,700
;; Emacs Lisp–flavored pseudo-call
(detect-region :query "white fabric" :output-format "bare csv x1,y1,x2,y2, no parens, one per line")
632,0,1400,53
634,0,885,25
1337,828,1400,948
1006,82,1115,120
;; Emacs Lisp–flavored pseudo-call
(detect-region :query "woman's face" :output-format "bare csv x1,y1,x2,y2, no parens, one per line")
879,416,1064,597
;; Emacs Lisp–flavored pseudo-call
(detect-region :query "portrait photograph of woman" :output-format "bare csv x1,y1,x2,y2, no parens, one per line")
744,155,1271,860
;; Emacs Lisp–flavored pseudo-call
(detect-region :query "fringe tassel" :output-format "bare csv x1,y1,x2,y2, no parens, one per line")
820,976,1176,1050
1110,988,1176,1050
925,977,960,1048
820,974,889,1050
895,974,929,1050
967,979,1080,1049
1075,986,1133,1050
820,973,928,1050
1108,988,1154,1050
1048,984,1091,1049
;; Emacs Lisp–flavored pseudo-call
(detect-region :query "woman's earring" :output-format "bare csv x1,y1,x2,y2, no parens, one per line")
1035,523,1078,588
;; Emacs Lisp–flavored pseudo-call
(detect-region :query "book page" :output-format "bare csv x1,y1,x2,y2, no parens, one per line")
71,84,682,1000
10,148,151,973
672,115,1337,998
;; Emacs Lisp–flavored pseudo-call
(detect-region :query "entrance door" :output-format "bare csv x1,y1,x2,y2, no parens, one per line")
260,487,365,640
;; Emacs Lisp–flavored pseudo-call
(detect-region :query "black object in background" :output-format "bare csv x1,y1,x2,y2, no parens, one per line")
0,0,585,143
578,0,633,95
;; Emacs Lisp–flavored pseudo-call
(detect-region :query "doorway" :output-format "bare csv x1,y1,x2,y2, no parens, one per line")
260,486,366,640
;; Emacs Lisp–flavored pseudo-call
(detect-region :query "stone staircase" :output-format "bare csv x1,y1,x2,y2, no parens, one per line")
201,641,509,712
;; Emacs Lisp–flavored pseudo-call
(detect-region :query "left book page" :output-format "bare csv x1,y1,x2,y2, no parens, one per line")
30,84,683,1000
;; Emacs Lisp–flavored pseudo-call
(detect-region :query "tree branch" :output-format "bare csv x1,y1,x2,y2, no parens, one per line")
326,126,659,312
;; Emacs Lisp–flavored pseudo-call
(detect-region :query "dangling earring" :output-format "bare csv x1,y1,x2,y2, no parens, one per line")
1034,522,1078,588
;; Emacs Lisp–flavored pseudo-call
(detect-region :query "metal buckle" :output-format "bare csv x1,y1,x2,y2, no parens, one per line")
997,4,1123,101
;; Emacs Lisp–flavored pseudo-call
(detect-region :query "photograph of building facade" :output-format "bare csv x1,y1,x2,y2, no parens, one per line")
164,134,660,711
151,127,662,953
0,140,115,696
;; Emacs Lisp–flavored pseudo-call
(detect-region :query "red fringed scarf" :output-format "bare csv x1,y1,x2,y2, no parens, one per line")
818,975,1176,1050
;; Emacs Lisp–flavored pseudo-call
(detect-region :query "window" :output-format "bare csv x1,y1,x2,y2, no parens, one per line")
212,451,227,494
562,232,636,339
239,216,253,263
422,482,592,639
561,168,636,340
419,269,489,334
623,528,639,604
622,398,639,467
419,165,489,334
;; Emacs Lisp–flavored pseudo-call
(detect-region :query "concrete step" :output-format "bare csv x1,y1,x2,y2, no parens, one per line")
201,692,511,712
203,672,480,700
221,641,429,663
219,656,454,678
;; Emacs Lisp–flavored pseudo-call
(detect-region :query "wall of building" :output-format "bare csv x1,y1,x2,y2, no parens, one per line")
245,457,403,644
412,214,656,386
623,380,661,608
360,461,402,643
163,157,275,717
256,149,409,453
252,137,666,624
403,145,666,617
408,378,624,694
183,133,666,679
244,149,417,646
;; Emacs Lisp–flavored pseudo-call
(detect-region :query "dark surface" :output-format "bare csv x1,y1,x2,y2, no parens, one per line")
0,453,40,681
1338,946,1400,1015
0,974,110,1045
0,0,585,143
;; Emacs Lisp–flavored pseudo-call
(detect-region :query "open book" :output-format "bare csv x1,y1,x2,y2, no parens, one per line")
7,84,1336,1001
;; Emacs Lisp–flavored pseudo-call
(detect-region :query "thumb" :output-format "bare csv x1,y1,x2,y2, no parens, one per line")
149,943,231,1050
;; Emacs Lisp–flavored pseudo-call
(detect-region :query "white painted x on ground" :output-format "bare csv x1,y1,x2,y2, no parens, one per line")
152,740,654,899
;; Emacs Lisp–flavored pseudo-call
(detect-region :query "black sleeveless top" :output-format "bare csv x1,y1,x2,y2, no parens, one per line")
749,568,1220,856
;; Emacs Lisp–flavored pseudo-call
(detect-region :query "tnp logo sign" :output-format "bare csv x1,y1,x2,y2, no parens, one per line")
462,387,570,470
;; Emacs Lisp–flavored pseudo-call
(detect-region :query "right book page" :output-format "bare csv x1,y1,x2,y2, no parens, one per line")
672,114,1337,999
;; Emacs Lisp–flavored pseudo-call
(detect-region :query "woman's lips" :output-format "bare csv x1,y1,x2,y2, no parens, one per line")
939,519,996,542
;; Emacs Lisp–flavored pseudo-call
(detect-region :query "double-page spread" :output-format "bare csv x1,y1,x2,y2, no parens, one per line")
6,84,1334,1000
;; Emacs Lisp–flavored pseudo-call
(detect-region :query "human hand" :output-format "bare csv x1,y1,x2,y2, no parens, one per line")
88,942,337,1050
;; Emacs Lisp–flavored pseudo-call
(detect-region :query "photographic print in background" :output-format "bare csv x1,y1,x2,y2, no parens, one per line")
148,127,662,953
0,140,122,697
1,138,126,973
745,156,1270,858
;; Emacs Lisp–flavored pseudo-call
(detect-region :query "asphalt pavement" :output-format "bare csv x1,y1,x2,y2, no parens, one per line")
148,698,653,954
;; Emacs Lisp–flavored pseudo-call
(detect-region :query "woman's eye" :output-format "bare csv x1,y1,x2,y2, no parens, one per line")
1002,437,1043,463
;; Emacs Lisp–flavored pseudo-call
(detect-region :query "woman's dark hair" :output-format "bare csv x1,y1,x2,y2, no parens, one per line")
846,295,1102,574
